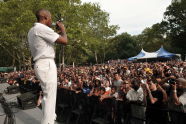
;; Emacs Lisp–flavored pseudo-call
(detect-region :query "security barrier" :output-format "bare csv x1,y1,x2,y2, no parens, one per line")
56,88,186,124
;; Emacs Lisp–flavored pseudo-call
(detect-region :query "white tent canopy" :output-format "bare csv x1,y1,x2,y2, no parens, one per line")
128,46,178,60
139,52,157,59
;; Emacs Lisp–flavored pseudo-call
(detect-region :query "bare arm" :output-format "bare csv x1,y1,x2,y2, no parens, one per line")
172,92,181,105
147,90,158,104
157,84,168,103
145,83,158,104
172,84,181,105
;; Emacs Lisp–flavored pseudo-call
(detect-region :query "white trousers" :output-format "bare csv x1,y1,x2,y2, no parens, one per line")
34,59,57,124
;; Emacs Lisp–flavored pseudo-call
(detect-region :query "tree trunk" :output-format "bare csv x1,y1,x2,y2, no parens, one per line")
95,51,98,64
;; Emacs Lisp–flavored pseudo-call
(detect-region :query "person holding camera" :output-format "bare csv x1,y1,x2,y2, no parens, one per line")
171,78,186,112
28,9,67,124
167,78,186,124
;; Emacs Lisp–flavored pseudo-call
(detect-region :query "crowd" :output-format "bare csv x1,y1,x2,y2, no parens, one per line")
0,61,186,124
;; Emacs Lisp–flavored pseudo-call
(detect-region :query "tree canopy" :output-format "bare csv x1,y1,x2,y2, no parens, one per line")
108,0,186,60
0,0,118,68
161,0,186,55
0,0,185,68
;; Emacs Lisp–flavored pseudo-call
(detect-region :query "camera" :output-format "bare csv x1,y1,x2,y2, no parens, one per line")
167,78,176,85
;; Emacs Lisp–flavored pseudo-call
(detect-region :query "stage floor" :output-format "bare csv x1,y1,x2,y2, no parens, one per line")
0,83,61,124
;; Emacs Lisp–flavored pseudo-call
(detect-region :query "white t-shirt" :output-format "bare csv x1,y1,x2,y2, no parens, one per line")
28,23,59,61
126,87,144,102
105,87,111,92
168,91,186,113
179,92,186,113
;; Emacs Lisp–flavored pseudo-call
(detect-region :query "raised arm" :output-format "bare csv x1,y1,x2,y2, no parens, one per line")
55,21,67,44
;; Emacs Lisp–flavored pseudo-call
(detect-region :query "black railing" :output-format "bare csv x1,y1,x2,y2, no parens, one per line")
56,88,186,124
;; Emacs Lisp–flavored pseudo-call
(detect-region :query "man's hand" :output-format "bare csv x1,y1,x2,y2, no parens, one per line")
55,21,67,44
56,21,66,33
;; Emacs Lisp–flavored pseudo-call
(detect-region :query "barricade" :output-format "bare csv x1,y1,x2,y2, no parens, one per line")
56,88,186,124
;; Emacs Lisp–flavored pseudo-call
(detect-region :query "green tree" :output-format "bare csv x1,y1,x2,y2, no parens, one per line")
162,0,186,55
107,33,138,60
135,23,169,52
0,0,118,68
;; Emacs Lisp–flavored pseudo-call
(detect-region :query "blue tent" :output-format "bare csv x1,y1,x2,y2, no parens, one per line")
157,46,176,58
128,49,146,61
128,46,179,61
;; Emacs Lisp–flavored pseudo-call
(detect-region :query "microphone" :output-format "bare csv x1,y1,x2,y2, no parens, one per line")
52,18,64,30
52,18,64,26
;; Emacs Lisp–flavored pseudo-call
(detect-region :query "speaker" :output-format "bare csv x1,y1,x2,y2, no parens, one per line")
7,85,20,94
17,92,36,110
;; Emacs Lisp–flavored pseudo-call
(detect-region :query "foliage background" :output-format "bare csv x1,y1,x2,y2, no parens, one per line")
0,0,185,69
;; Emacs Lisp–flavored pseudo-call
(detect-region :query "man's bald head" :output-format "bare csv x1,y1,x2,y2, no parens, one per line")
35,9,51,22
35,9,52,26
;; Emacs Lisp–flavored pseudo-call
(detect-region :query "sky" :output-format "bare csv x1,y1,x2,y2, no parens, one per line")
81,0,172,35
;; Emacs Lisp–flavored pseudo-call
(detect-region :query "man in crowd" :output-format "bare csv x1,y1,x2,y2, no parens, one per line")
169,78,186,124
113,73,123,91
172,78,186,112
126,78,144,103
145,79,168,124
28,9,67,124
